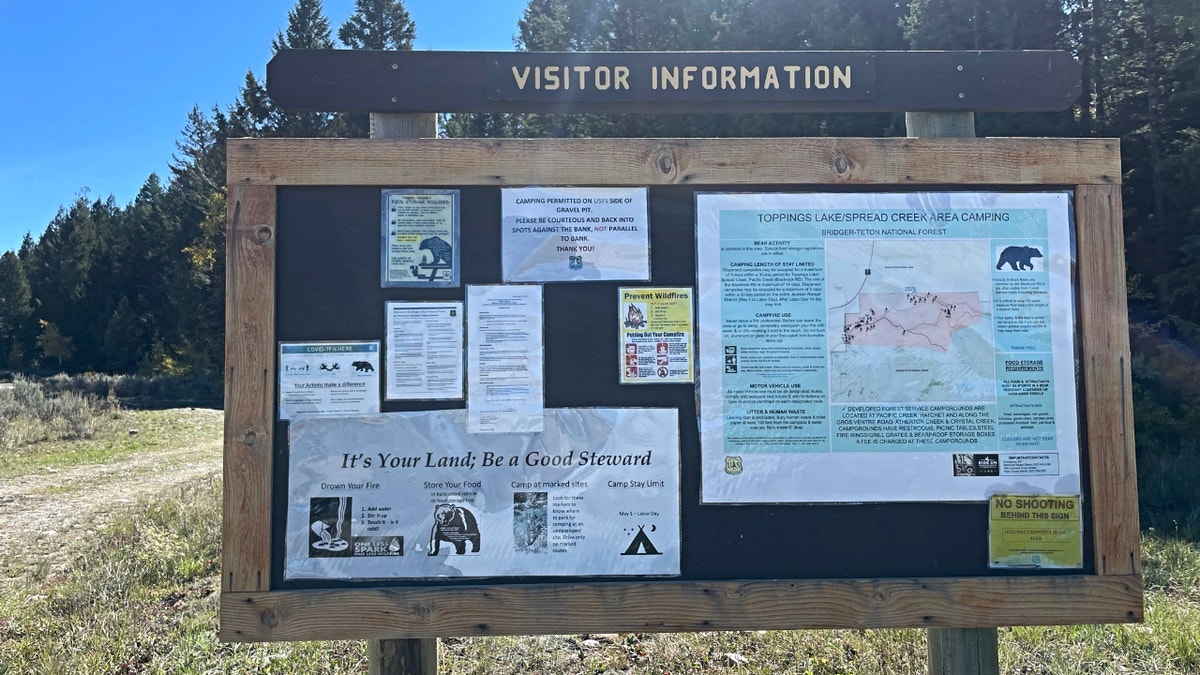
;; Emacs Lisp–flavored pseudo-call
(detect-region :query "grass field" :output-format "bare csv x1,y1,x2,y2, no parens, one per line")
0,391,1197,672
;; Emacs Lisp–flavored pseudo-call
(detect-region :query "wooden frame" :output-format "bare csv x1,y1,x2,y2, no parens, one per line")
221,137,1139,641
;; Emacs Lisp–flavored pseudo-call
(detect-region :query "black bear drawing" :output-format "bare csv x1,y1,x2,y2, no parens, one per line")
428,504,480,555
995,246,1043,271
351,361,374,372
419,236,453,266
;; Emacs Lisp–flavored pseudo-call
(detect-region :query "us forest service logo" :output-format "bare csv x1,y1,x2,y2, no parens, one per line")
621,525,662,556
725,456,744,475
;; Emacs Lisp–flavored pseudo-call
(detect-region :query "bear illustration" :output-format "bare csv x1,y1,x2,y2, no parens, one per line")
351,361,374,373
419,236,453,266
995,246,1043,271
428,504,480,555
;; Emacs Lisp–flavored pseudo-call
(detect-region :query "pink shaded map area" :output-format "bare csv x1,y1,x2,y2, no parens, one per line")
842,292,984,353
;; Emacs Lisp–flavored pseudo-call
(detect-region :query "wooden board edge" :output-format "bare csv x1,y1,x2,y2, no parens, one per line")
1075,184,1140,576
226,137,1120,187
219,575,1143,642
222,184,278,593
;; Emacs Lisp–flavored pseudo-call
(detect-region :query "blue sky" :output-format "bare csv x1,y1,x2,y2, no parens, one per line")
0,0,528,254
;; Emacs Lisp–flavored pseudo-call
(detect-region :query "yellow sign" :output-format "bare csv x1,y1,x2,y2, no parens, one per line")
988,494,1083,568
619,287,694,384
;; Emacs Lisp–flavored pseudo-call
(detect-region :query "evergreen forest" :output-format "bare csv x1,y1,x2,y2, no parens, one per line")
0,0,1196,462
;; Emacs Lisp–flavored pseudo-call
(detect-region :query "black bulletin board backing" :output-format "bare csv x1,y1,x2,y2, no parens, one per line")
270,184,1094,589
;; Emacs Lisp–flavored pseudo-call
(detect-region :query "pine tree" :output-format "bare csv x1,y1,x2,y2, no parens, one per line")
230,71,273,138
268,0,338,138
107,173,179,372
102,296,147,372
162,106,230,375
272,0,335,52
24,195,106,369
0,251,32,368
902,0,1067,50
339,0,416,50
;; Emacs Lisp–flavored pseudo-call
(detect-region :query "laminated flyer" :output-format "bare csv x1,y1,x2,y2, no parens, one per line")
619,287,695,384
696,192,1081,503
278,341,380,420
284,408,681,579
501,186,650,282
989,494,1083,568
381,189,459,287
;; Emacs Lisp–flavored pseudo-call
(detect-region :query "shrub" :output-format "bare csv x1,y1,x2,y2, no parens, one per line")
0,376,112,446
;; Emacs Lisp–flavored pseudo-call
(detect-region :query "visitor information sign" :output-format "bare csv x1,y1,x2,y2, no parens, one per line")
696,192,1080,503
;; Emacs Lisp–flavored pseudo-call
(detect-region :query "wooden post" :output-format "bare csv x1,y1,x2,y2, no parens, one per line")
928,627,999,675
368,111,438,675
905,112,976,139
369,637,438,675
905,109,998,675
371,112,437,139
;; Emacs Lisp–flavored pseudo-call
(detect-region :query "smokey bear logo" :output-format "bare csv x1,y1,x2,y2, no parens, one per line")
428,504,480,555
351,361,374,373
995,245,1043,271
419,236,453,266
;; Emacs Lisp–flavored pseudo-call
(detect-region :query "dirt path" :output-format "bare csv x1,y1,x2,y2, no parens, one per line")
0,408,223,581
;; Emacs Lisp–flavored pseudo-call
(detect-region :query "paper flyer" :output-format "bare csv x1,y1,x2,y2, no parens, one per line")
381,189,459,287
989,494,1083,568
696,191,1080,503
618,287,695,384
467,284,545,433
385,301,464,400
278,341,381,420
501,186,650,282
284,408,681,579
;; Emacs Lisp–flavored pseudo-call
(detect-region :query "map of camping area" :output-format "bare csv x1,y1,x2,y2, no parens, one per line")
696,192,1080,503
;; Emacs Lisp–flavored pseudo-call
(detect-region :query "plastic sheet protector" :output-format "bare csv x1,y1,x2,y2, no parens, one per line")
285,408,681,580
696,191,1081,503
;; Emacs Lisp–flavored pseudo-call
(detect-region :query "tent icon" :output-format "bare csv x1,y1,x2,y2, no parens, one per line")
621,525,662,556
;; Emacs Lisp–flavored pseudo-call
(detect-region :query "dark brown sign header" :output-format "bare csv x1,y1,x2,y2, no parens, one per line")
266,50,1081,114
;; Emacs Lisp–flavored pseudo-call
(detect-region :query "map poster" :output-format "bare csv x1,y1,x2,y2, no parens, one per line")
283,408,681,580
278,341,381,420
989,494,1083,568
618,287,695,384
381,189,460,287
467,284,545,434
696,192,1080,503
501,186,650,282
385,301,464,401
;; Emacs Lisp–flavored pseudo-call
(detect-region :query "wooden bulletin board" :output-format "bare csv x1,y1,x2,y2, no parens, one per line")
220,136,1141,642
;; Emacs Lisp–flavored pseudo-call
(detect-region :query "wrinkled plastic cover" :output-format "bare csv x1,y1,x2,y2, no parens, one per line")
695,191,1081,503
285,408,680,580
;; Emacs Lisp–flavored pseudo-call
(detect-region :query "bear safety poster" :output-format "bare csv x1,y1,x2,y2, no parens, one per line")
695,192,1081,503
381,189,460,287
284,408,681,579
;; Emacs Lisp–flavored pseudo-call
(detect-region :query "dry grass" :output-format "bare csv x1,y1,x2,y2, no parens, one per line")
0,402,1197,673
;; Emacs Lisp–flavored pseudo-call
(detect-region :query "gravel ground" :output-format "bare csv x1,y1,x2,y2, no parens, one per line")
0,408,222,581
